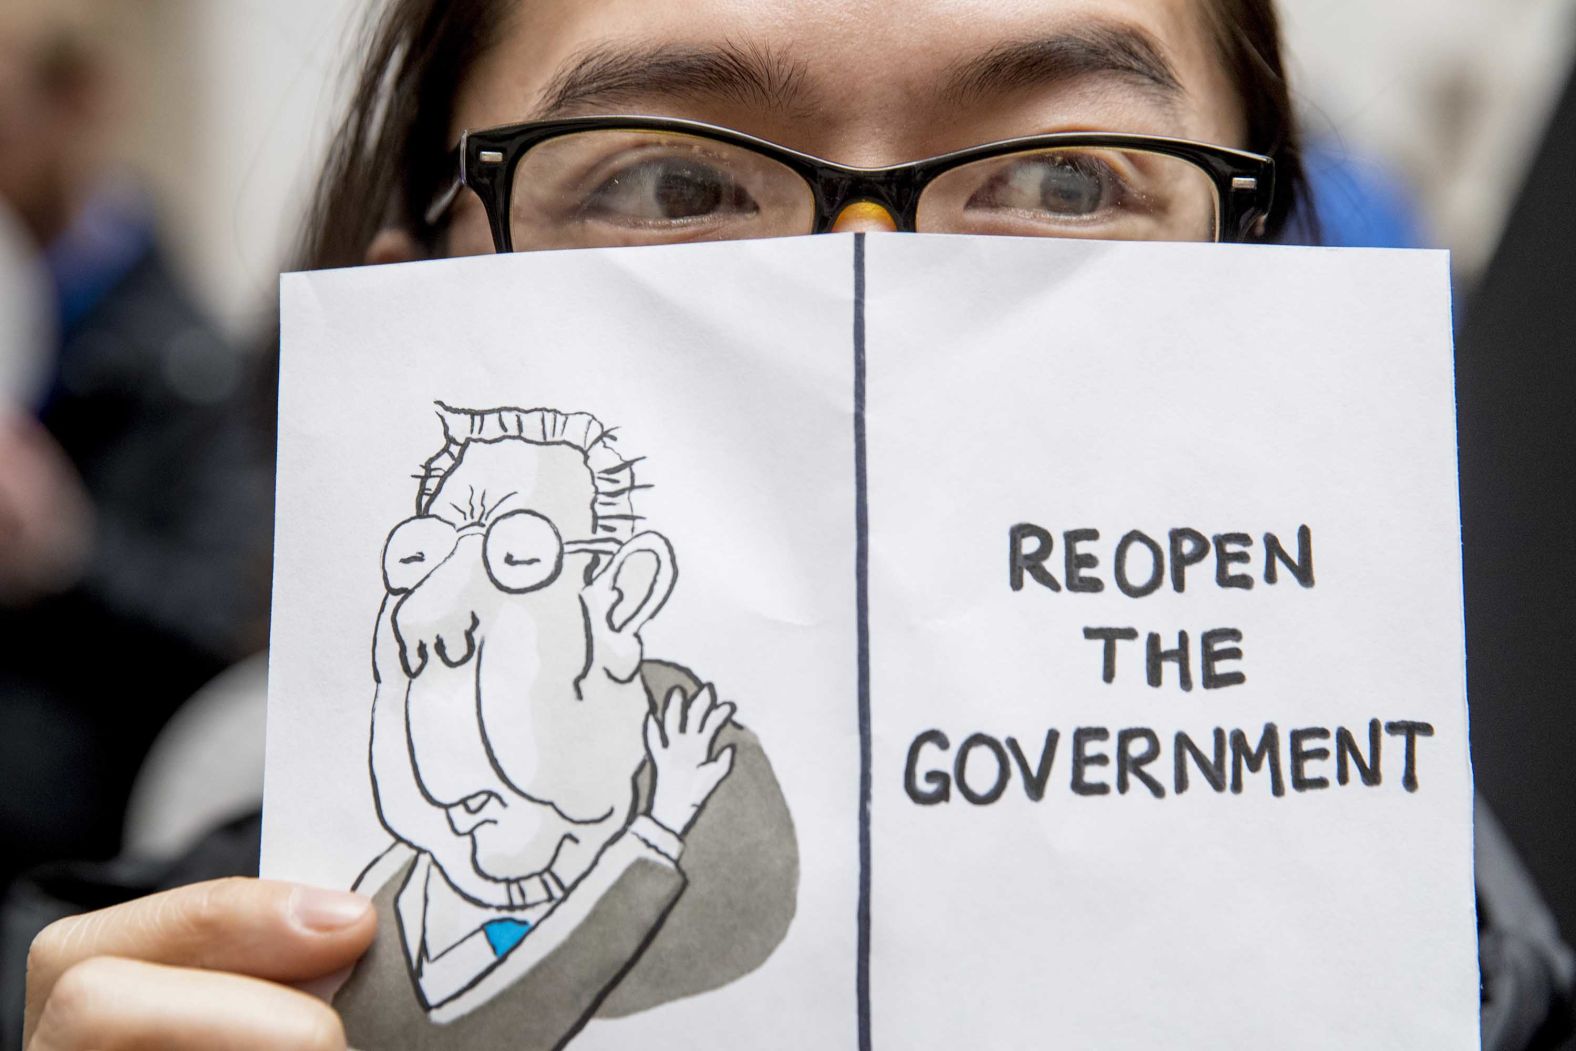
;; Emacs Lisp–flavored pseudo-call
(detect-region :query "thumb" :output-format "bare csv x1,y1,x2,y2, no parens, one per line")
703,746,737,790
26,878,374,1042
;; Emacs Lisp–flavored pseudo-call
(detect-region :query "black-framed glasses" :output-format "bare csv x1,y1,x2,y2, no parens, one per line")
425,116,1276,252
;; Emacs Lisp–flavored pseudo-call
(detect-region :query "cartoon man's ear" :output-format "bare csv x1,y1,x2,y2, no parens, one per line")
586,532,677,682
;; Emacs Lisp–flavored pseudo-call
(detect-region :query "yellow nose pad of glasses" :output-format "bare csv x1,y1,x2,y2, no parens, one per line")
831,200,899,233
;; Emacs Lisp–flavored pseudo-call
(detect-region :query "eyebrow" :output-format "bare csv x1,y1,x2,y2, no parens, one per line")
941,23,1185,109
533,40,814,119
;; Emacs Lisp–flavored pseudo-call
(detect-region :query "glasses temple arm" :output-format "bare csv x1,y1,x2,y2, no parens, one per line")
422,137,468,229
565,538,628,557
423,177,462,228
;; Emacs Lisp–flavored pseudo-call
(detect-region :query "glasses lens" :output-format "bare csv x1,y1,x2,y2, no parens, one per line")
918,146,1221,242
509,129,815,250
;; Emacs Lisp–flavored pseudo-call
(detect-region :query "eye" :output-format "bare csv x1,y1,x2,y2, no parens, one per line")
484,510,565,594
579,156,759,225
382,516,459,593
966,152,1124,220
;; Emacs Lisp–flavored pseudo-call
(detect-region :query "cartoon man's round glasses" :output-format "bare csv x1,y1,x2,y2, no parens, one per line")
383,511,623,596
425,115,1275,251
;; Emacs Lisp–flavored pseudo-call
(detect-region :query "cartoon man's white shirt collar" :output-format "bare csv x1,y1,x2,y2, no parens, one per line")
396,855,555,1008
389,816,685,1013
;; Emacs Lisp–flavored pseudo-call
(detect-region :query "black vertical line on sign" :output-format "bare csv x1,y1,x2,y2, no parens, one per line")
853,231,872,1051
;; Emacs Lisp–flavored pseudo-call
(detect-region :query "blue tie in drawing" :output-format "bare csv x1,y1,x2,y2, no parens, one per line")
483,919,532,958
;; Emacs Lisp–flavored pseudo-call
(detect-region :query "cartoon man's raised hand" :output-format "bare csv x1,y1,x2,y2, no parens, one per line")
646,684,737,837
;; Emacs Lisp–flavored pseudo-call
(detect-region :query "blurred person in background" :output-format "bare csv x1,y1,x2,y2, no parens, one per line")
0,1,271,890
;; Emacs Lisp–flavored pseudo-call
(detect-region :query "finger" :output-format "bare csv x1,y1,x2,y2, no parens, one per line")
699,701,736,748
703,745,737,785
28,956,345,1051
26,878,374,1039
662,686,686,739
680,683,711,734
644,711,665,753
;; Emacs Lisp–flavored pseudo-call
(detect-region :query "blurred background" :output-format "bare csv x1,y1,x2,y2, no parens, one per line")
0,0,1572,1041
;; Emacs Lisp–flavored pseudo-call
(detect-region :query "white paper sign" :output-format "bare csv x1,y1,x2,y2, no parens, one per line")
266,234,1478,1050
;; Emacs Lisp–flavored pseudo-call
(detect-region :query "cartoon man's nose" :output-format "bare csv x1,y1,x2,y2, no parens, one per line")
392,535,487,677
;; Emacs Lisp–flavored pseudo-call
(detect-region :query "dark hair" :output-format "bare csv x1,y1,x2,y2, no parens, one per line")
298,0,1309,269
299,0,512,270
1199,0,1309,239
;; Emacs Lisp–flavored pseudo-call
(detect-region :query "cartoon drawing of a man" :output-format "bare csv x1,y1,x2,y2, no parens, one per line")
333,405,798,1051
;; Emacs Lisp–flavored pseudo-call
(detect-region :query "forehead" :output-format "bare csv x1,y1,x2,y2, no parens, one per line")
428,439,596,535
455,0,1240,154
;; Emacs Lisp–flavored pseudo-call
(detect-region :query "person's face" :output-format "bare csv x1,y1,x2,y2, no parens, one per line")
368,439,654,899
0,14,108,246
0,35,68,243
440,0,1245,255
